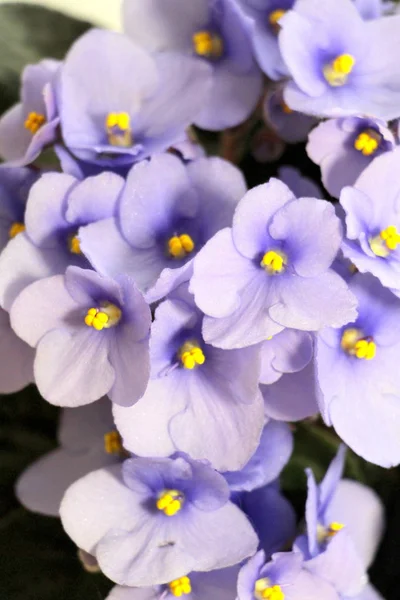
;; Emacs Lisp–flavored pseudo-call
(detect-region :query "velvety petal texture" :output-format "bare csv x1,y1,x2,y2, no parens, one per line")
191,178,357,349
10,267,151,408
60,455,258,586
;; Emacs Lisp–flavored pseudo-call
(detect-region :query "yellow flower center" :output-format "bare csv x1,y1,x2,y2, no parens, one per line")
168,576,192,597
106,112,133,147
261,250,287,274
24,111,46,134
179,341,206,370
168,234,195,259
269,9,286,33
317,521,345,543
84,303,122,331
369,225,400,258
9,222,25,239
156,489,184,516
281,99,293,114
354,129,381,156
193,30,224,59
69,235,82,255
323,54,355,87
104,430,124,455
254,579,285,600
341,327,376,360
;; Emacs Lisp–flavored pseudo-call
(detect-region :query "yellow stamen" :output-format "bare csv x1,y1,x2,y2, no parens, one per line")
369,225,400,258
106,112,133,147
104,430,124,455
323,54,355,87
261,250,287,274
24,111,46,134
9,222,25,239
84,303,122,331
69,235,81,255
168,576,192,597
328,522,345,536
354,129,381,156
269,9,286,33
179,341,205,370
168,234,195,259
156,489,184,516
193,30,224,59
341,327,376,360
255,579,285,600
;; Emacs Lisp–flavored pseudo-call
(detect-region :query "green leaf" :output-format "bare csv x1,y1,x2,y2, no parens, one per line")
0,4,90,114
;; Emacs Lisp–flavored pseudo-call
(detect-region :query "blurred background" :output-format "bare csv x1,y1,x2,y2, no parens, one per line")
0,0,122,28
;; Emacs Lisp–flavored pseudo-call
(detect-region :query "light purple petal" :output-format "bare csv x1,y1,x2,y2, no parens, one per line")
10,274,80,347
60,465,141,553
0,232,71,311
0,308,34,393
34,328,115,407
262,360,319,421
65,172,125,225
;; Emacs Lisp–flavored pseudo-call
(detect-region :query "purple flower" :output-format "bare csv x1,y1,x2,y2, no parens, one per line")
60,454,259,586
223,420,293,493
0,170,124,311
80,153,246,303
190,178,357,350
294,446,384,596
263,86,318,144
10,266,151,407
307,117,396,199
315,273,400,467
237,550,340,600
261,359,319,422
57,29,211,170
280,0,400,119
0,60,60,165
113,285,264,471
259,328,313,385
237,483,297,559
233,0,294,80
340,149,400,295
106,566,240,600
0,307,34,393
122,0,262,130
16,399,122,516
0,166,38,252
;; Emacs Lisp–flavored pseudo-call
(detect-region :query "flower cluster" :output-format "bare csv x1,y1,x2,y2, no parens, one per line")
2,0,400,597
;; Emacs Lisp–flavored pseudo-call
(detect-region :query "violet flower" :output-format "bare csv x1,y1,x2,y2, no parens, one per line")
340,148,400,296
190,178,357,350
223,420,293,493
0,60,60,165
122,0,262,130
261,359,319,422
0,307,34,393
307,117,396,199
315,273,400,467
10,266,151,408
80,153,247,303
16,399,122,516
113,285,264,472
60,454,259,586
237,550,340,600
295,446,384,597
57,29,211,170
280,0,400,119
106,566,240,600
0,170,124,311
233,0,294,80
0,166,38,253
